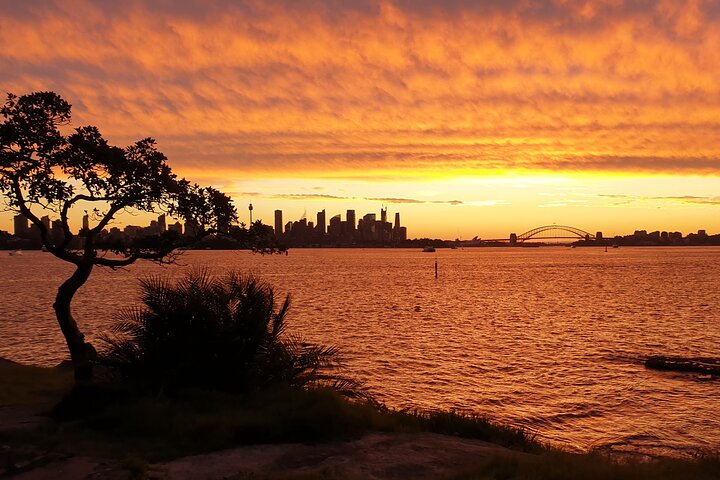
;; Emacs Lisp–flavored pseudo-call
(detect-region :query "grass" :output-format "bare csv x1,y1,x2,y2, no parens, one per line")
393,409,537,451
0,359,536,462
0,358,72,406
6,383,540,462
1,360,719,479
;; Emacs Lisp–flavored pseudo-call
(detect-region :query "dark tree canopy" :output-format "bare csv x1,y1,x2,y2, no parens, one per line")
0,92,238,265
175,182,238,237
0,91,239,379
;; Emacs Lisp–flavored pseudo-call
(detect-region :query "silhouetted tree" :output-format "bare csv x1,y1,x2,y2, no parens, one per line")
175,182,237,235
0,91,237,380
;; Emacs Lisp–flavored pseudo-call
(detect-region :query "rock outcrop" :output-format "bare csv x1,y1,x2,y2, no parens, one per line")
645,356,720,376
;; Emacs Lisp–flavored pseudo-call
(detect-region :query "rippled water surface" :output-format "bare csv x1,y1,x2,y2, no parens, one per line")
1,247,719,455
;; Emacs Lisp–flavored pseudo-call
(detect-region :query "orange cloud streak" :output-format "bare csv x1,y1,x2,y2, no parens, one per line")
1,0,720,178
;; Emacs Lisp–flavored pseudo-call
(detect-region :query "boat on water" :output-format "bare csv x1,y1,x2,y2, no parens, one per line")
422,246,436,252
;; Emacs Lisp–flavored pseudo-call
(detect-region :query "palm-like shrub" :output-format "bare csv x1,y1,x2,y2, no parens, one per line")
100,270,364,396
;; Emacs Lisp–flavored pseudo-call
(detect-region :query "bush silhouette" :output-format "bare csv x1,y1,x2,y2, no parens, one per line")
100,269,364,396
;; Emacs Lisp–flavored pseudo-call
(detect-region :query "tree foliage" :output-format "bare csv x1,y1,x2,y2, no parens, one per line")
175,182,237,236
0,91,240,379
0,91,238,265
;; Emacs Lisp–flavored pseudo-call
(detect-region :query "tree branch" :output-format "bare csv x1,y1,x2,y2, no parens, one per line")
11,177,81,265
59,194,114,249
59,198,77,249
92,253,139,268
92,249,176,268
87,203,123,237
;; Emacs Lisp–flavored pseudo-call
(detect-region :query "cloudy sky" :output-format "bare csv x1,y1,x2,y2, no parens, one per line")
2,0,720,238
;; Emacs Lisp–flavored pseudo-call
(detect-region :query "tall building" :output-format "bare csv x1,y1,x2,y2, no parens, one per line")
379,207,389,243
184,222,198,238
124,225,142,238
158,214,167,233
13,214,28,237
316,209,326,234
346,210,356,233
274,210,283,237
328,214,342,239
393,212,401,241
360,213,376,241
168,221,183,234
50,219,64,243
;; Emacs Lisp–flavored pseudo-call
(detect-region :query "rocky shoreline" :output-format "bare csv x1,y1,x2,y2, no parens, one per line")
2,433,523,480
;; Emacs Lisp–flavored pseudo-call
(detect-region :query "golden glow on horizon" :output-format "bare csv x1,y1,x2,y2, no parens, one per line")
1,1,720,236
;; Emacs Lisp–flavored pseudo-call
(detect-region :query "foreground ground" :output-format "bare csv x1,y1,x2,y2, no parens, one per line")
3,431,524,479
1,358,719,479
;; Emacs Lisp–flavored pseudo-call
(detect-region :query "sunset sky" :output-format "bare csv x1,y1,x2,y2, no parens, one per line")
2,0,720,239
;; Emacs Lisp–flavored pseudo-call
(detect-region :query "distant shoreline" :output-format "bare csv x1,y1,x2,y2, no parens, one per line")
5,243,720,251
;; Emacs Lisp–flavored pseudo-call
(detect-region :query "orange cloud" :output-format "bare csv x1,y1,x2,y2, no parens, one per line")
1,0,720,178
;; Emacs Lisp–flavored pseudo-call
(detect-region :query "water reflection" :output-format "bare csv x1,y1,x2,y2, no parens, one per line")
1,247,719,456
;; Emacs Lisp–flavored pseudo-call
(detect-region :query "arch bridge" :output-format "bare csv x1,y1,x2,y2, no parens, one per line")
514,225,595,243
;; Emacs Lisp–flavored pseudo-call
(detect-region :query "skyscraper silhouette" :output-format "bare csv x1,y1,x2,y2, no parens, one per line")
274,210,283,238
13,214,28,237
317,209,326,234
346,209,356,232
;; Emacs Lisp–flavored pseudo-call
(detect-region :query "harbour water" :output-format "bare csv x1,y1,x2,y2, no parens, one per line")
1,247,719,456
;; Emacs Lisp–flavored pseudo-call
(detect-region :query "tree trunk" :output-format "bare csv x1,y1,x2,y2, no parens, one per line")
53,262,97,381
